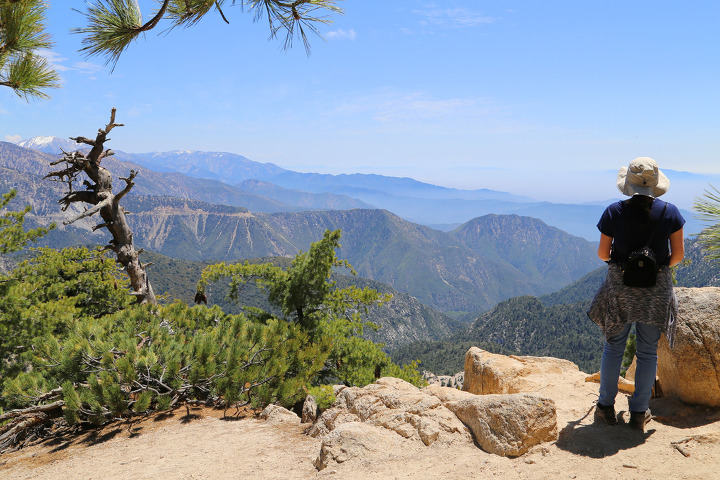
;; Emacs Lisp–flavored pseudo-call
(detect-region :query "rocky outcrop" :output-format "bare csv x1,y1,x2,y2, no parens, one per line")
313,421,408,471
463,347,579,395
658,287,720,407
308,370,560,468
423,371,464,389
308,377,474,447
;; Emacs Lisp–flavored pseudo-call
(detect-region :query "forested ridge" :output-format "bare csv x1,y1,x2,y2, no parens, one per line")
391,236,720,376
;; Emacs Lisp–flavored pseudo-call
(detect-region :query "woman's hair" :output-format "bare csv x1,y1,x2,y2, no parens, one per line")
624,194,653,224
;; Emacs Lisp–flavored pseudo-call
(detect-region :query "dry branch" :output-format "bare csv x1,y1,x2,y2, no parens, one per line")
44,108,156,305
0,400,64,423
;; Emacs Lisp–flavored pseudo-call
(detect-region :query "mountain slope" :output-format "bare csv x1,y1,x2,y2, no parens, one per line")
13,137,706,239
118,150,288,184
0,141,612,312
450,214,602,292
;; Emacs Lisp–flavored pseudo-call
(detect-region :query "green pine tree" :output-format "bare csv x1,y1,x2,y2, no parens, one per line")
0,189,55,253
694,184,720,261
197,229,424,387
0,246,131,383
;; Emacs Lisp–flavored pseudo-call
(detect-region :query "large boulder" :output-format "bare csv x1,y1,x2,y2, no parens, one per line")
309,375,561,469
308,377,473,447
658,287,720,407
446,393,557,457
463,347,579,395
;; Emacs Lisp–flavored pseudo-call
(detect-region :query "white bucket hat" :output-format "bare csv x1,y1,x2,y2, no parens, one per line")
616,157,670,198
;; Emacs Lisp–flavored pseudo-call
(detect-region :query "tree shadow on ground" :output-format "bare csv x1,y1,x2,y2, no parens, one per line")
555,406,654,458
45,426,125,453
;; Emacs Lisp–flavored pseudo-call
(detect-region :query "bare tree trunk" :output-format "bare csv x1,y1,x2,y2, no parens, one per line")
44,108,156,305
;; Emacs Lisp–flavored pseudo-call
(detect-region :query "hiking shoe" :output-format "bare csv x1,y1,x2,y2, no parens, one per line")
594,403,617,425
629,410,652,431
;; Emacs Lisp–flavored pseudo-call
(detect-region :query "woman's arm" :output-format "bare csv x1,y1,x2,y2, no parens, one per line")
598,233,613,262
669,228,685,267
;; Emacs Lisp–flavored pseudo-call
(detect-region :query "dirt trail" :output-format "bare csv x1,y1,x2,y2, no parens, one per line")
2,377,719,480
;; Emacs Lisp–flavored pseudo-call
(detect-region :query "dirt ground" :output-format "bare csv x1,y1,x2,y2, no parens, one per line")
2,377,720,480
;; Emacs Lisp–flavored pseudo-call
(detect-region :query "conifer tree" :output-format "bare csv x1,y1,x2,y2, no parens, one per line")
0,0,61,100
694,184,720,261
197,229,424,387
0,188,55,253
0,246,131,382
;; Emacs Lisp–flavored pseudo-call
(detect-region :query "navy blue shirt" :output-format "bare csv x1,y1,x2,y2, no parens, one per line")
597,198,685,266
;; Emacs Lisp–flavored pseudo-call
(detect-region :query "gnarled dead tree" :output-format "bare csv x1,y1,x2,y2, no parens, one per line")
44,108,156,305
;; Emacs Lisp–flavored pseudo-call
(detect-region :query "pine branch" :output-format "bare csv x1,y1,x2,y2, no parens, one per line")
1,53,60,100
0,0,61,100
73,0,148,69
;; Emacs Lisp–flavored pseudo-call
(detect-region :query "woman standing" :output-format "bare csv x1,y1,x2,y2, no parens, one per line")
588,157,685,431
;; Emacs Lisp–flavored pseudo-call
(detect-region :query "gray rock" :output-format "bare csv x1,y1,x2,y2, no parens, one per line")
314,422,406,471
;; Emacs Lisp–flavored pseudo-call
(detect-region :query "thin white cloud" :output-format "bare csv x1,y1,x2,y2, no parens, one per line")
326,28,357,40
37,49,72,72
37,49,105,77
332,90,496,124
73,61,104,75
5,135,22,143
413,7,495,28
374,94,479,122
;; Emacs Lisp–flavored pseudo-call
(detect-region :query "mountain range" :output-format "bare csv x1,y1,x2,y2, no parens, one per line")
4,137,719,374
1,140,603,313
14,136,709,239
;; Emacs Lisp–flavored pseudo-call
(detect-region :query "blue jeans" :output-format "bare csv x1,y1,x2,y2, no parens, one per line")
598,322,661,413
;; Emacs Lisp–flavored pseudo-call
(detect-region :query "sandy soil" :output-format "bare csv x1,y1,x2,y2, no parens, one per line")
2,375,719,480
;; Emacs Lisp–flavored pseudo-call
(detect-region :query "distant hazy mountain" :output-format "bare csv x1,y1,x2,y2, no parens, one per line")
120,152,706,239
0,141,368,214
14,136,705,239
237,179,374,210
116,150,288,184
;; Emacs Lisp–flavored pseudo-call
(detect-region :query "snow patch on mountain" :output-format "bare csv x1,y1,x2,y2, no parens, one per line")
17,136,81,154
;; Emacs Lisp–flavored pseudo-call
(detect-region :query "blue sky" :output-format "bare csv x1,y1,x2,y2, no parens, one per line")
2,1,719,205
